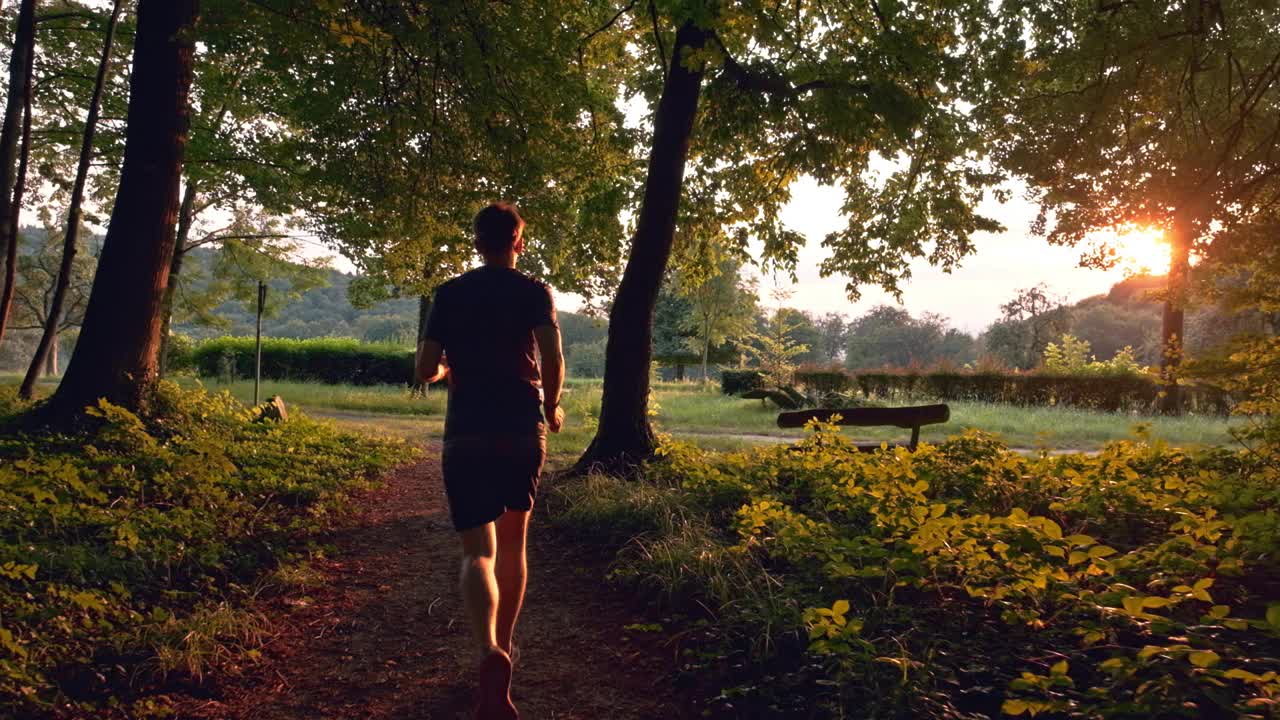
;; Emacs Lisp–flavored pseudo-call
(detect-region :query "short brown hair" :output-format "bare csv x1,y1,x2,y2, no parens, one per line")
473,202,525,255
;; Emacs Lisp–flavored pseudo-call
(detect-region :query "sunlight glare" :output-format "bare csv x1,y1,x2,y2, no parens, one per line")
1086,225,1171,275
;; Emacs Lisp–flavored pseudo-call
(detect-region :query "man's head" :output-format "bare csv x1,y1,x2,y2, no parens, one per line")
474,202,525,261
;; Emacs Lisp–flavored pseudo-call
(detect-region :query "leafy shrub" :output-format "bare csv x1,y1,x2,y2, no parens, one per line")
794,366,854,394
1041,334,1145,377
720,369,766,395
0,383,417,716
164,332,197,374
856,370,1232,414
555,426,1280,718
191,336,419,386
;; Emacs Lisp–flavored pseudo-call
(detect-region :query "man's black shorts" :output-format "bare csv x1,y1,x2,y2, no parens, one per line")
441,431,547,531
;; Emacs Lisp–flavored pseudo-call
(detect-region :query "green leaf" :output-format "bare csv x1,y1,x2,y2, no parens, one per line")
1040,519,1063,540
1064,534,1095,547
1266,604,1280,628
1088,545,1117,559
1188,651,1220,668
1002,699,1029,716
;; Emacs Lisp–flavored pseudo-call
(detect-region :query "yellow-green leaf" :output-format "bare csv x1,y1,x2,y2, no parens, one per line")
1188,651,1220,668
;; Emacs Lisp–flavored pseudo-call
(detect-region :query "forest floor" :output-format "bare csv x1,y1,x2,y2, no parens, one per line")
170,449,688,720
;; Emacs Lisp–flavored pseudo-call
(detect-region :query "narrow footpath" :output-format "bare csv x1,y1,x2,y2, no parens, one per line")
175,451,685,719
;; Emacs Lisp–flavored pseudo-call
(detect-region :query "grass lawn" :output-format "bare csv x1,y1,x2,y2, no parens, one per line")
4,373,1241,455
165,376,1240,453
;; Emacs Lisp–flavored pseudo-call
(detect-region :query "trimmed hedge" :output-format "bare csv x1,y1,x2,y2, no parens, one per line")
855,371,1233,414
728,364,1232,414
721,369,766,395
794,366,855,394
191,336,416,385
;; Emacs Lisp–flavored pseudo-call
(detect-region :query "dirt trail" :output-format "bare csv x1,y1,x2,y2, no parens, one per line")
176,450,684,720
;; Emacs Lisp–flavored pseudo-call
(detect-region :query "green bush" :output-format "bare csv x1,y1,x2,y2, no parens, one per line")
1042,334,1146,376
855,370,1232,414
794,366,854,394
720,369,766,395
0,383,417,716
554,426,1280,718
191,336,417,386
165,333,197,374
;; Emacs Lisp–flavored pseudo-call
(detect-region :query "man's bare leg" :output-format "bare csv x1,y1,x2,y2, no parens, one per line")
459,522,501,657
494,510,529,656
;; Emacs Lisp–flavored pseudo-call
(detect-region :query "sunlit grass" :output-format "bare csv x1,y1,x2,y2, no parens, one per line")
5,374,1242,453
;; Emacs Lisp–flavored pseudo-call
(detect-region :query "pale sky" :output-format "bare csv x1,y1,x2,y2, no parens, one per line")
554,176,1164,334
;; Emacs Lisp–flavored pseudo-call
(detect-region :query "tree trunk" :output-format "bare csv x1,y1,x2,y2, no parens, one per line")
410,292,431,395
0,36,34,349
0,0,37,348
158,178,198,378
573,21,709,475
44,0,199,419
44,331,57,376
1158,207,1195,416
702,337,711,381
20,0,124,400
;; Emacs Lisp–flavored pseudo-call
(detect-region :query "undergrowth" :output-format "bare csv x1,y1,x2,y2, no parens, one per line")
0,382,417,718
550,426,1280,718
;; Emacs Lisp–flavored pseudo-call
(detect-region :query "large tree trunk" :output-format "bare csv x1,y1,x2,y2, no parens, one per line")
0,38,34,348
158,178,198,377
574,21,709,475
0,0,37,348
20,0,124,400
44,0,199,418
1158,206,1195,416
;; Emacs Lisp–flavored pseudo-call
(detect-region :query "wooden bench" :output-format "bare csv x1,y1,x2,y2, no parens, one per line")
776,404,950,452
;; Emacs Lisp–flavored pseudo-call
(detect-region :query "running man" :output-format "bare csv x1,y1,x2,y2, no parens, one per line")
415,202,564,720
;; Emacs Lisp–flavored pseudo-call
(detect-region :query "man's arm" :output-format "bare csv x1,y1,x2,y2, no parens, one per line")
415,338,448,385
533,324,564,432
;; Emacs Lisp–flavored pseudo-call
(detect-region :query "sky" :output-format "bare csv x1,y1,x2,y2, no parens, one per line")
552,176,1169,334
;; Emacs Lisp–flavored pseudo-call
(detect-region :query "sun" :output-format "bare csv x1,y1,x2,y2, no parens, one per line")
1085,225,1171,275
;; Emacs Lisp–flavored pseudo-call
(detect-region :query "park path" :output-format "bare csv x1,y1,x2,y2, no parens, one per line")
174,450,685,720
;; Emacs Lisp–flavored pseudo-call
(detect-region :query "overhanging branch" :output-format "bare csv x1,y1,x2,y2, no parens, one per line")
710,32,871,98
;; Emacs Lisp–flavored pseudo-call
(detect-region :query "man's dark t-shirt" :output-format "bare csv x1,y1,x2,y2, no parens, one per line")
423,266,557,438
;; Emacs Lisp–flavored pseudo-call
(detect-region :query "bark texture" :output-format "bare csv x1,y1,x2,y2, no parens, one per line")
574,21,709,474
46,0,199,417
0,0,37,348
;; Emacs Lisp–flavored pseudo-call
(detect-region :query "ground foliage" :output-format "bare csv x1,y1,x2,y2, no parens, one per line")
553,424,1280,718
0,384,417,717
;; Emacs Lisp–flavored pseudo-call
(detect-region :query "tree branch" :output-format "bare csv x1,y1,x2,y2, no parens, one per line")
711,32,871,98
581,0,636,47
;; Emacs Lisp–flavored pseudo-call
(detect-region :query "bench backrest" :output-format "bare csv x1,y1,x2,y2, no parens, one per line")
776,404,950,430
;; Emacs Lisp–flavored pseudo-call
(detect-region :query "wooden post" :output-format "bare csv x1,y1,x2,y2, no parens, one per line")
255,280,265,405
